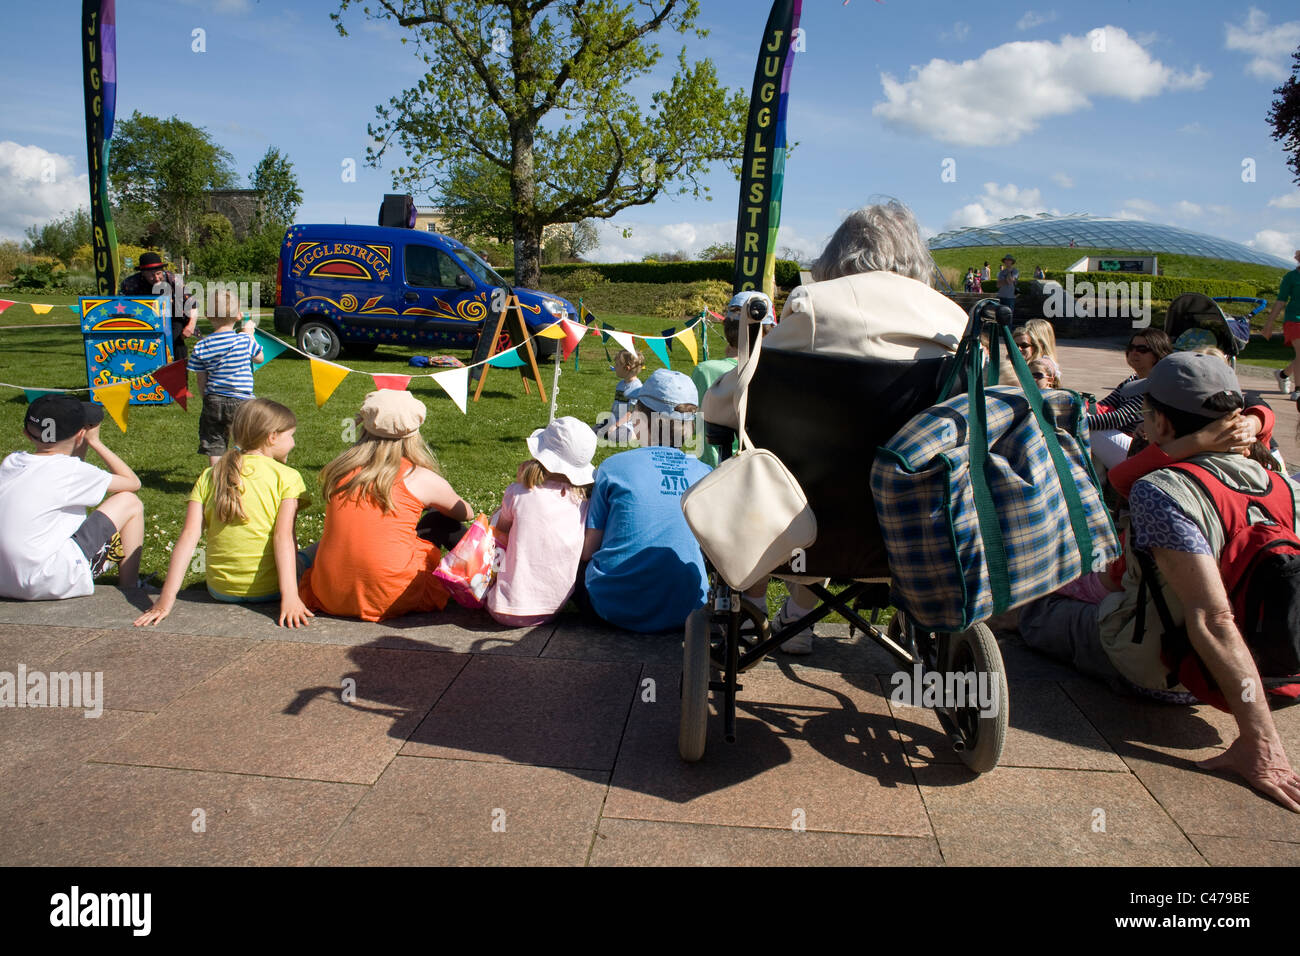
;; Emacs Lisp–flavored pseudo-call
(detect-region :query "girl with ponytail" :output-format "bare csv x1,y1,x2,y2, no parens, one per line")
134,398,313,628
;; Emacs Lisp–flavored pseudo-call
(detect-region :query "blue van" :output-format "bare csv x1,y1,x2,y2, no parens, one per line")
273,223,577,359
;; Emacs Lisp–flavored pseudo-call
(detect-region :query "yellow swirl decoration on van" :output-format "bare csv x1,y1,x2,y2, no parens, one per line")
295,294,360,313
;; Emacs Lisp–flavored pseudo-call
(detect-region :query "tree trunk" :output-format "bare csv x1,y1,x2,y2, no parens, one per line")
510,121,542,289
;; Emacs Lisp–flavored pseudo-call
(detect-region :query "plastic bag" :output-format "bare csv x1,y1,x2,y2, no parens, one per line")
432,513,498,608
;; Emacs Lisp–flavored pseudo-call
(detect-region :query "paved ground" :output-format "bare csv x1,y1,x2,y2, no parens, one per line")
2,338,1298,867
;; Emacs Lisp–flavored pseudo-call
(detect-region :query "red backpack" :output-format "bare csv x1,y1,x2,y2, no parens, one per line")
1135,462,1300,712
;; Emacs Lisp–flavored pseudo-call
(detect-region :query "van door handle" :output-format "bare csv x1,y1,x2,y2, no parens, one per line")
404,292,419,302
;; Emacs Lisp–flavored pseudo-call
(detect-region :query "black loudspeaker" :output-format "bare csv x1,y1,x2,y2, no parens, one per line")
378,193,416,228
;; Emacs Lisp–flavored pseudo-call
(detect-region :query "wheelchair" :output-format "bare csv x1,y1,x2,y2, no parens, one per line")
679,303,1012,773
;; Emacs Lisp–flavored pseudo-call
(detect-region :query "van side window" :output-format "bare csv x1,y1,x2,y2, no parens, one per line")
405,246,461,288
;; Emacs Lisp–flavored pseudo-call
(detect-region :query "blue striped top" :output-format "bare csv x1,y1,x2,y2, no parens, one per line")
188,330,263,399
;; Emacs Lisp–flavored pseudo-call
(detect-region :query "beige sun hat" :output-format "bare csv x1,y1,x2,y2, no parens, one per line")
526,416,597,485
358,389,426,439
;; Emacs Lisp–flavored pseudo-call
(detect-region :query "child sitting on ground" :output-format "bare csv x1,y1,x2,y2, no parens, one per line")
596,349,645,445
486,417,596,627
0,395,144,599
187,289,264,466
299,390,473,622
134,398,312,628
1029,356,1061,390
1023,318,1062,377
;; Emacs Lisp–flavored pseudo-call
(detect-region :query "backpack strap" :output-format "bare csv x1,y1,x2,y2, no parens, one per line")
1133,549,1191,689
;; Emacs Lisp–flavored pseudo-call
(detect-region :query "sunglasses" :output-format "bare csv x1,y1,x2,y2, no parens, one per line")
1032,372,1048,380
1016,341,1033,352
1127,344,1153,354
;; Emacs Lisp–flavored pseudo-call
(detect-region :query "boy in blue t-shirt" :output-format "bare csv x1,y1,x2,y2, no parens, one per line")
579,368,711,633
187,291,264,465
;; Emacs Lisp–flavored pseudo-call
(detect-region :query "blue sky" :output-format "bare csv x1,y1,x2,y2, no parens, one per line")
1,0,1298,266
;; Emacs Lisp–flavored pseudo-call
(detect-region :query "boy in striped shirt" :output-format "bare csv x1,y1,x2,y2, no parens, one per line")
188,290,264,465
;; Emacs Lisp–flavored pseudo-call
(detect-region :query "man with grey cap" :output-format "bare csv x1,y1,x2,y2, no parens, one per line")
579,368,712,633
1019,352,1300,811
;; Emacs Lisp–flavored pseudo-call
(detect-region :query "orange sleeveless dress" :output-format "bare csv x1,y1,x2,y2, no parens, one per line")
299,462,450,621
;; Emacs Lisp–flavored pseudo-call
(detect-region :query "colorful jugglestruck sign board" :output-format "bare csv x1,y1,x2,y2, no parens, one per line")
81,296,173,405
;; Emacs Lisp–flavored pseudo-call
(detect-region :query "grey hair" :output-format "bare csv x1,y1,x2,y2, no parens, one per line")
810,199,934,285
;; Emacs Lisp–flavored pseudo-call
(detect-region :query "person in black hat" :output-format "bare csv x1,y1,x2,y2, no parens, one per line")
0,394,145,599
119,252,197,360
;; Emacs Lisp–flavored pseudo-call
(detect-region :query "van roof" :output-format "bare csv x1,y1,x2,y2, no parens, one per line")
290,224,467,253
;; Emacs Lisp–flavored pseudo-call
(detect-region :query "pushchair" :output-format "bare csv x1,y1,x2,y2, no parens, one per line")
1164,293,1265,367
679,302,1011,773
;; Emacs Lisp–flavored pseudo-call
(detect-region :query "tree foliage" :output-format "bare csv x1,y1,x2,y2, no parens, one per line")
1269,46,1300,187
697,240,734,261
24,208,91,263
250,147,303,225
108,111,237,266
333,0,747,287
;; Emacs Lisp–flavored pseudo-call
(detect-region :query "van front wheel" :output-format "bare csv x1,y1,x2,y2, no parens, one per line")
298,321,341,361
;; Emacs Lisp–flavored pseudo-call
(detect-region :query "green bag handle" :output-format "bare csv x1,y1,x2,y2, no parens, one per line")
962,328,1013,613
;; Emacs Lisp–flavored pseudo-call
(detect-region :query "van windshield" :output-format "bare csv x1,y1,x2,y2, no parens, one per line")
457,247,507,288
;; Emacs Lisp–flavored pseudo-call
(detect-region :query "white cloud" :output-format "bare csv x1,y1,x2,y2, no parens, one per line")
1249,230,1300,260
1224,7,1300,81
1268,192,1300,210
0,142,89,242
590,219,824,265
1050,172,1074,188
1017,10,1057,31
1177,122,1205,134
1173,200,1203,217
941,22,971,43
945,182,1058,229
1113,198,1159,221
873,26,1210,146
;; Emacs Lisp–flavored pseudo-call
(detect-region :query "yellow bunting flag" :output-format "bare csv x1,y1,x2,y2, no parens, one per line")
30,303,53,315
673,328,699,365
536,324,567,339
310,358,350,407
92,381,131,432
432,366,468,414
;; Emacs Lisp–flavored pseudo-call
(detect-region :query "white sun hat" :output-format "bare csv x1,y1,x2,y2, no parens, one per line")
526,416,598,485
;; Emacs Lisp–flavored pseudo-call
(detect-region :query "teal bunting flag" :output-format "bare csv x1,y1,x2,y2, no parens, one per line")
252,329,288,371
23,389,60,404
487,349,527,369
645,337,672,369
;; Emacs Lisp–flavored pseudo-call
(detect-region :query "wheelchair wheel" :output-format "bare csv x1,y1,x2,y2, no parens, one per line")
942,622,1008,773
679,608,712,762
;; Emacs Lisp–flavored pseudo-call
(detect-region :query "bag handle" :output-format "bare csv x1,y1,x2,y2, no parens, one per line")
731,304,767,452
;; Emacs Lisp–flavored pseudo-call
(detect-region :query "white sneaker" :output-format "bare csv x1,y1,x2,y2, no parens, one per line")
773,597,814,654
1291,391,1300,403
1278,370,1293,395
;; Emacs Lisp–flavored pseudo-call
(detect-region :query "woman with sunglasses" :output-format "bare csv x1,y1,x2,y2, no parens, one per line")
1087,329,1174,471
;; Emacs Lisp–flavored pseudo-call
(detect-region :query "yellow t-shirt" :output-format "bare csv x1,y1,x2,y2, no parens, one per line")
189,456,307,597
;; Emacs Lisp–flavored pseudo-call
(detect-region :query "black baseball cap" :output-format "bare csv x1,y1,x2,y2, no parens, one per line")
24,394,104,443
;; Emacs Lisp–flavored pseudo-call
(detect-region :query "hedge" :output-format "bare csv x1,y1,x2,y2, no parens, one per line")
498,258,803,289
1020,271,1259,300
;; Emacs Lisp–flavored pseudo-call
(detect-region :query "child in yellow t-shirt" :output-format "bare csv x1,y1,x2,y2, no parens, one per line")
134,398,313,628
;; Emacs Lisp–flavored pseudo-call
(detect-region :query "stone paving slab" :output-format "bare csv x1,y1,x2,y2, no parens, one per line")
315,756,607,866
588,818,943,866
400,656,642,771
1187,834,1300,866
95,642,467,785
0,623,105,670
605,669,931,837
0,762,365,866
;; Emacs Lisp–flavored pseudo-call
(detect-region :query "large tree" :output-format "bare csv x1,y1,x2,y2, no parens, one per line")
250,147,304,225
333,0,747,288
1269,46,1300,187
108,112,237,267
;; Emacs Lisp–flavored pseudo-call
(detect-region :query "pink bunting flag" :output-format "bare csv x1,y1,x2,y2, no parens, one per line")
0,300,14,315
372,374,411,391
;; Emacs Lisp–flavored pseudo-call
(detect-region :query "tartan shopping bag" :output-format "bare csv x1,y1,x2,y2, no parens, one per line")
869,323,1119,632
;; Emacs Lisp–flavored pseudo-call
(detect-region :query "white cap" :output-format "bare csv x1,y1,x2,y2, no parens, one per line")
526,417,597,485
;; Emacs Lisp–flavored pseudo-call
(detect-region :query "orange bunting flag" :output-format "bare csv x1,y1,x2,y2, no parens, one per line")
673,328,699,365
372,374,411,391
559,318,584,361
310,358,350,407
92,381,131,432
432,366,468,414
30,303,53,315
151,360,191,411
535,324,568,339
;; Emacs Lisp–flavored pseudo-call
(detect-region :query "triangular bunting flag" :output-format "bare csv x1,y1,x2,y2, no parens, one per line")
487,348,527,368
432,366,468,414
536,324,567,340
253,329,288,371
68,304,79,311
559,319,584,361
645,336,672,369
310,358,350,407
152,360,191,411
30,303,53,315
607,329,636,353
598,322,612,343
673,328,699,365
22,388,60,404
372,374,411,391
660,328,677,352
93,381,131,432
708,309,725,321
0,300,14,315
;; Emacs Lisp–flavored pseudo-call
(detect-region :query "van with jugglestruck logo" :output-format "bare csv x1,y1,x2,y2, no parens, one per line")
273,223,576,360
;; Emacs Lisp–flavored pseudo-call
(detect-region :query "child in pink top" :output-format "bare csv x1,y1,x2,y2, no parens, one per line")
487,417,597,627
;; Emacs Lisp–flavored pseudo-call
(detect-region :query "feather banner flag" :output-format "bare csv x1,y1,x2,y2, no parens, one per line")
81,0,119,295
732,0,801,301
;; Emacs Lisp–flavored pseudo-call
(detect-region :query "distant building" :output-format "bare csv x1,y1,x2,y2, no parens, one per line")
415,205,449,234
205,189,265,239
